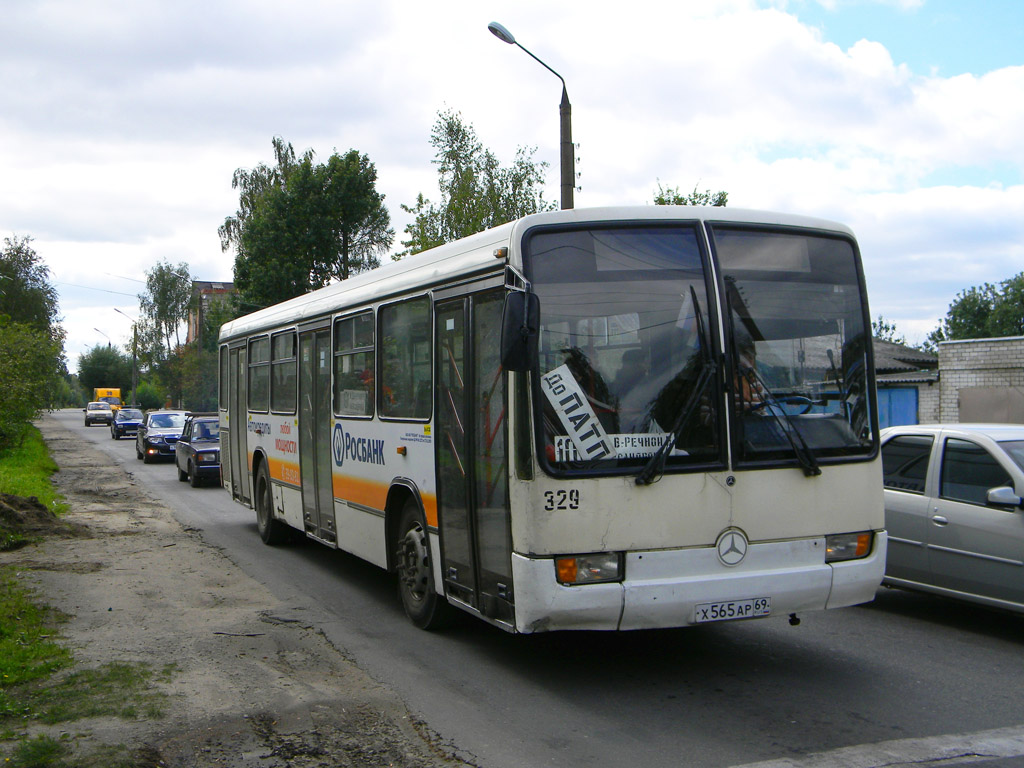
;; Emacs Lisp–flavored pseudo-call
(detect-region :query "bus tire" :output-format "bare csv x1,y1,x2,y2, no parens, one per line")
255,462,287,545
395,498,451,630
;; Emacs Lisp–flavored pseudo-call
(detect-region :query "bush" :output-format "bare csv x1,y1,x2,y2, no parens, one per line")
134,382,164,411
0,320,65,451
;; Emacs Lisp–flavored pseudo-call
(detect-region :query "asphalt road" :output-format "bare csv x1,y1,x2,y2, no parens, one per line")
60,409,1024,768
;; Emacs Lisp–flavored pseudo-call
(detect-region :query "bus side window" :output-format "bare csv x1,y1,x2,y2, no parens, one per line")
334,312,375,417
379,296,431,420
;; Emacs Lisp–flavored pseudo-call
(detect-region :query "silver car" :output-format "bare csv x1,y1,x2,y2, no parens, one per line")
881,423,1024,612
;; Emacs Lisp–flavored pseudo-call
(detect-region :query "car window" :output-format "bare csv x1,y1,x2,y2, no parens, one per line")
999,440,1024,473
882,435,933,493
194,421,219,440
940,438,1013,506
149,413,185,429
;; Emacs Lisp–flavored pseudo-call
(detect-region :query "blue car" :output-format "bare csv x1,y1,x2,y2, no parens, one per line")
136,410,188,464
175,415,221,487
110,408,144,440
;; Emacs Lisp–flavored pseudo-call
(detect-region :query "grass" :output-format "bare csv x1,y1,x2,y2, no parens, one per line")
0,424,68,552
0,422,175,767
0,423,67,512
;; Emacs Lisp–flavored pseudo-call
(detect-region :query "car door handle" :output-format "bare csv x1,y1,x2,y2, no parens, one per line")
931,515,949,526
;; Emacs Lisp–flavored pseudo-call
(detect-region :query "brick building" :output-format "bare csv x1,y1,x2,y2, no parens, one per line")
936,336,1024,423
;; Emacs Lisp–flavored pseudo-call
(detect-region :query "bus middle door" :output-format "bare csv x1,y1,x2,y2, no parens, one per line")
299,328,336,544
435,289,514,624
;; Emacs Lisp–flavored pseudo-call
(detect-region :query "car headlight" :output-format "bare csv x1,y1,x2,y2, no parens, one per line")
825,532,873,562
555,553,623,585
199,453,219,463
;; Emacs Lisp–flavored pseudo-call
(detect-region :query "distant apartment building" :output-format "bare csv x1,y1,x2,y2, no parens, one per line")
186,280,234,346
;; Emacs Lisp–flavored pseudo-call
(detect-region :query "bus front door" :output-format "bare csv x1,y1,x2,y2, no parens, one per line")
435,290,513,624
299,329,336,544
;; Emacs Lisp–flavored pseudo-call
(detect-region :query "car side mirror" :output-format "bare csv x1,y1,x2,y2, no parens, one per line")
987,486,1023,508
500,291,540,372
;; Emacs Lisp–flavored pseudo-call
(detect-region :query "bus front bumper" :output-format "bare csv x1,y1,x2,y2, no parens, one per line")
510,532,887,633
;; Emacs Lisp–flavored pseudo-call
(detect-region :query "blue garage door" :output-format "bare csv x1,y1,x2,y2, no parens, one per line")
878,387,918,429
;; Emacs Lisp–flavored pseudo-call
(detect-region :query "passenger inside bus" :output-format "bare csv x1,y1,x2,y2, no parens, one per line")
613,348,648,394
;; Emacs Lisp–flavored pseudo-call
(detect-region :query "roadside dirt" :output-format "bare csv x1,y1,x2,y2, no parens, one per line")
1,415,470,767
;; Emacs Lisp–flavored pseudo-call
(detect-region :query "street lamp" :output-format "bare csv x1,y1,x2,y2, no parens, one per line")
94,328,111,347
114,308,139,407
488,21,575,210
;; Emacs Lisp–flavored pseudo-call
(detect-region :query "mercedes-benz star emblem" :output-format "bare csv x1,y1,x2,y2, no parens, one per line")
716,528,748,567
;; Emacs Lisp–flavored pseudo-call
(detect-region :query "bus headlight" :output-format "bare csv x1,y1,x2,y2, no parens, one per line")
555,553,623,585
825,532,873,562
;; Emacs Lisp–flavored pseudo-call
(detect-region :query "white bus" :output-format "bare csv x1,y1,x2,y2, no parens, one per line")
218,206,887,633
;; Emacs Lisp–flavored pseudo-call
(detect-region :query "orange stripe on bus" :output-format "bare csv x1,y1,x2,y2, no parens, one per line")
250,454,437,528
267,457,301,487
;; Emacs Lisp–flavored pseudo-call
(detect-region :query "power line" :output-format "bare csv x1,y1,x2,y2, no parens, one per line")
55,281,139,298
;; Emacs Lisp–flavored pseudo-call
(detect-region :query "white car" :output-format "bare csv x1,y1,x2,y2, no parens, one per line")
84,401,114,426
881,423,1024,613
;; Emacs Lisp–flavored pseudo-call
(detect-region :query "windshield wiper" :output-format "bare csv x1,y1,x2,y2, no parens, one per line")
740,365,822,477
636,287,715,486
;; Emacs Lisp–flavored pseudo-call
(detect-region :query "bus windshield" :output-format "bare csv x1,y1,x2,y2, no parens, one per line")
714,226,873,466
525,225,720,473
524,223,874,476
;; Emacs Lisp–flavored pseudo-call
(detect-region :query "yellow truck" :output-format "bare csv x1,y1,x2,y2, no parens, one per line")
93,388,122,414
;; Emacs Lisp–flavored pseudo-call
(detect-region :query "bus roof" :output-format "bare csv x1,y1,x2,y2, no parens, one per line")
219,206,854,343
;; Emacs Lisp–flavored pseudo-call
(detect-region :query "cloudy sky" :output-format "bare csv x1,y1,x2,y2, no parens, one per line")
3,0,1022,369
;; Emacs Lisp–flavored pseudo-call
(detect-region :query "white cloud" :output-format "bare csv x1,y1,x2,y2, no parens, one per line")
2,0,1022,369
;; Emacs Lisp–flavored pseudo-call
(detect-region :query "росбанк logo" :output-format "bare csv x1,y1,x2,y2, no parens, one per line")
332,423,385,468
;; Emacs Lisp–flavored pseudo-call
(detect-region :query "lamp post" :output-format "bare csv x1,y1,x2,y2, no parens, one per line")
488,21,574,210
94,328,111,348
114,308,139,407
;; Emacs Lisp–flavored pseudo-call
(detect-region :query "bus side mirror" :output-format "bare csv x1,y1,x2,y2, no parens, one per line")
501,292,539,372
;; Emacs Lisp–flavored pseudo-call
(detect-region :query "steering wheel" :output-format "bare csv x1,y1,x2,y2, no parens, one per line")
749,396,815,415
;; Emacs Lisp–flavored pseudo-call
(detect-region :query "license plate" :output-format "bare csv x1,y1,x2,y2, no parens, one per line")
695,597,771,623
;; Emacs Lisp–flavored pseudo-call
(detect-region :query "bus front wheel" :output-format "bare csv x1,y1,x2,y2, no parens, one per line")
395,499,450,630
255,463,287,545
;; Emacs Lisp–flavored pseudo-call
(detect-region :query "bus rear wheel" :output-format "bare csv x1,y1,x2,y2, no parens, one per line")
255,463,287,545
395,499,451,630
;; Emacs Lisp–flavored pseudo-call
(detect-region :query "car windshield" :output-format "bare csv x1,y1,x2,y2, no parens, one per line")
90,403,110,410
149,413,185,429
192,421,219,441
999,440,1024,472
119,409,144,420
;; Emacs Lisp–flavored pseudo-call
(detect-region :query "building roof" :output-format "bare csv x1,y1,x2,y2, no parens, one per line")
873,338,938,375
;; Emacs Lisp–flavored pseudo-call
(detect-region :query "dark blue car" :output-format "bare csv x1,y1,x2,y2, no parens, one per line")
110,408,144,440
175,415,221,487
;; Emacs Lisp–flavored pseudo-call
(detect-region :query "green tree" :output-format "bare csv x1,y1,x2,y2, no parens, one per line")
137,260,192,368
398,109,555,257
0,319,66,449
76,344,132,395
0,235,60,333
221,137,393,309
871,315,906,345
924,273,1024,351
0,237,67,449
988,273,1024,337
653,182,728,207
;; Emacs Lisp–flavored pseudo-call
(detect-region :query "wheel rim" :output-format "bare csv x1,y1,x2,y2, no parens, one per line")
398,522,430,604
